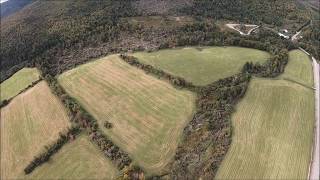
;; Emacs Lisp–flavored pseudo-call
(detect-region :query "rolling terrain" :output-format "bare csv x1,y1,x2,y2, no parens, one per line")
133,46,270,86
58,55,195,174
216,50,315,179
1,81,70,179
0,68,40,100
0,0,318,179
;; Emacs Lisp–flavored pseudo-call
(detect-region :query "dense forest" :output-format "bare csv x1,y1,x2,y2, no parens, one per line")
0,0,315,82
0,0,33,18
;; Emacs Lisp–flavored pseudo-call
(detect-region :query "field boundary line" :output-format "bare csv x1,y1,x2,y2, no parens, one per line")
280,77,315,90
0,78,42,108
299,47,319,180
308,58,319,180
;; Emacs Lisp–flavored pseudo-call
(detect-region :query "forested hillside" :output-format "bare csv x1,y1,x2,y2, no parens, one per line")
0,0,33,18
0,0,314,81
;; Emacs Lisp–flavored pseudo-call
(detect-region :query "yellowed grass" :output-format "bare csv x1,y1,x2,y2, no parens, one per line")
58,55,196,174
26,135,119,179
0,81,70,179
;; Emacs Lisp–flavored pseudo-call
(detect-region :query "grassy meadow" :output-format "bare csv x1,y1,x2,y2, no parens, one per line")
0,68,40,100
1,81,70,179
216,50,315,179
58,55,195,174
133,46,270,86
280,49,314,88
27,136,119,179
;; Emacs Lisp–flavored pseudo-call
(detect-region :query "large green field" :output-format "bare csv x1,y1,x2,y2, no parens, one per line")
58,55,195,174
27,136,119,179
0,68,40,101
133,46,270,86
1,81,70,179
216,50,315,179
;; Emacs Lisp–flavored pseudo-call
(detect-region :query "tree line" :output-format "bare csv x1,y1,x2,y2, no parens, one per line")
0,78,42,108
24,126,81,174
117,30,291,178
120,54,197,91
23,62,142,178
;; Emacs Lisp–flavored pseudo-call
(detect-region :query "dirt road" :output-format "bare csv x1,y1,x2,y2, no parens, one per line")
309,57,319,180
225,24,259,36
291,31,302,41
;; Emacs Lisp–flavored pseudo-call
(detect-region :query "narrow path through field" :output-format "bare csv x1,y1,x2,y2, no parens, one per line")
309,57,319,180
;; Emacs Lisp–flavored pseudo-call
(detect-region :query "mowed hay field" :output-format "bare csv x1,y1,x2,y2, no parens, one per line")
27,136,119,179
0,68,40,100
1,81,70,179
133,46,270,86
216,50,315,179
280,49,314,87
58,55,195,174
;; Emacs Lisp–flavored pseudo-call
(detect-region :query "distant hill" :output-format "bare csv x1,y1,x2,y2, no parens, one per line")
0,0,315,81
1,0,33,18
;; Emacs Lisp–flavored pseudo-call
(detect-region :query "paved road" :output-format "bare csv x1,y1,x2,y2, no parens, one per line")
309,58,319,180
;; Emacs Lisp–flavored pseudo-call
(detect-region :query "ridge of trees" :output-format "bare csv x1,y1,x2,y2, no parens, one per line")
180,0,310,26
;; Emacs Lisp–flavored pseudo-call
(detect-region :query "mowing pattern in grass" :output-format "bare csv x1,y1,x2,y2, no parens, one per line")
216,79,315,178
0,81,70,179
280,49,313,87
0,68,40,100
27,136,118,179
58,55,195,174
133,46,270,86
